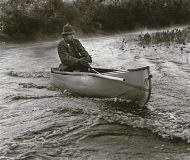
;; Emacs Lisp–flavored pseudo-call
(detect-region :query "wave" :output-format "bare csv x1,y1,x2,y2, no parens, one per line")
55,97,190,142
19,82,51,89
4,94,57,101
7,71,50,78
13,95,56,100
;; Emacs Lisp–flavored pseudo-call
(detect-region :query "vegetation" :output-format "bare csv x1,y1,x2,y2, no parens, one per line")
138,27,190,46
1,0,190,43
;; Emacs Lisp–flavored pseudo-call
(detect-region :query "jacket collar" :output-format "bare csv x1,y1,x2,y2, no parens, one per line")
61,40,69,48
62,39,75,48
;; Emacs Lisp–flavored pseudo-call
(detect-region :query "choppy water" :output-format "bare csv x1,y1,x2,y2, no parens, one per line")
0,36,190,160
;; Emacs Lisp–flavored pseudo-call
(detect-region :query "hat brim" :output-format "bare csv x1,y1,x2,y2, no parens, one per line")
61,31,75,35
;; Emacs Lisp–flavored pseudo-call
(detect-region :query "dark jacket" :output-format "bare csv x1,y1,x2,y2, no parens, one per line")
57,39,91,71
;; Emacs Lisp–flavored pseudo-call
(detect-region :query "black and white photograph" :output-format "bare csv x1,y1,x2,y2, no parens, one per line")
0,0,190,159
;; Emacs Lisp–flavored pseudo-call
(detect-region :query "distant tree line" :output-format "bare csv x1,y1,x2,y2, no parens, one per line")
1,0,190,43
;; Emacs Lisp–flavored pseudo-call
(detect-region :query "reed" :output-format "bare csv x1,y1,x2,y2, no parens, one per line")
137,27,190,46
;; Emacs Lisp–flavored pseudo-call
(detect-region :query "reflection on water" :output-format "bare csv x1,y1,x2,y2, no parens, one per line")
0,36,190,159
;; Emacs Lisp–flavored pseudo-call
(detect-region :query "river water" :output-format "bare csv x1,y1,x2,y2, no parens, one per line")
0,35,190,160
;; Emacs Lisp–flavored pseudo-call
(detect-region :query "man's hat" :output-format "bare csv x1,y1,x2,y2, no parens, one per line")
61,23,75,35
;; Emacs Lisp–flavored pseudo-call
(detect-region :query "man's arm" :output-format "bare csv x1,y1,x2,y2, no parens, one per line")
76,39,92,62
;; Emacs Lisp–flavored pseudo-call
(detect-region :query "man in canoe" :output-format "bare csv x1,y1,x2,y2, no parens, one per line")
57,23,92,72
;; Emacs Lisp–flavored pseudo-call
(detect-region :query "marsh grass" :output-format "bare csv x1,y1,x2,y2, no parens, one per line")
137,27,190,47
118,27,190,67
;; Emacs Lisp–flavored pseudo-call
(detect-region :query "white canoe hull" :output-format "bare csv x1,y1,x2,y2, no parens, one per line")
50,66,152,105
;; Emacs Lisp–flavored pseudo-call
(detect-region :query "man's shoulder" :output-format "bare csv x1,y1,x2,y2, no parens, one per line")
73,38,81,43
57,40,67,48
58,40,65,45
73,39,82,45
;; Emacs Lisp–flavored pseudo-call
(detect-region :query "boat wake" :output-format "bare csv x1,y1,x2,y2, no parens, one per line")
7,71,50,78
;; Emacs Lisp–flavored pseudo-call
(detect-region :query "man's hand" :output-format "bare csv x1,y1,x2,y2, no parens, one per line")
78,57,89,66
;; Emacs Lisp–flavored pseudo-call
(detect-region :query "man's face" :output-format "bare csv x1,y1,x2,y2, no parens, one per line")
65,34,74,43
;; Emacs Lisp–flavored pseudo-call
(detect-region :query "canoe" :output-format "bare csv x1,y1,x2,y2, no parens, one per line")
50,66,152,105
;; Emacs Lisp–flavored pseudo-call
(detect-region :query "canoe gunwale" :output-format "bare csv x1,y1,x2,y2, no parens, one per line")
128,66,149,71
